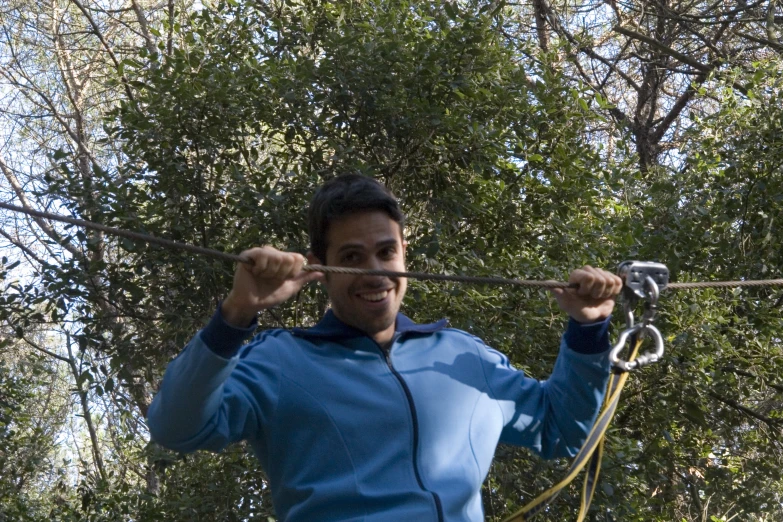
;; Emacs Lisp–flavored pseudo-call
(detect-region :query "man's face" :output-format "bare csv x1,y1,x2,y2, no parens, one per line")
311,210,407,346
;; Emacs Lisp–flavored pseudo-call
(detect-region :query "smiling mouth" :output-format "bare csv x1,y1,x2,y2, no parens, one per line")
358,290,390,302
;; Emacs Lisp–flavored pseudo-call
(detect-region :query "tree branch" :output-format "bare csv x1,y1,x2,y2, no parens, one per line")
70,0,136,104
613,25,712,72
19,333,72,364
734,30,783,52
532,0,550,51
0,227,48,267
651,79,703,143
0,156,81,257
707,390,782,433
65,332,108,482
130,0,157,58
767,0,781,44
721,366,783,394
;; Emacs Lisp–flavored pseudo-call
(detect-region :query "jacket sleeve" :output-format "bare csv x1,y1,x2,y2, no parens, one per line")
479,318,612,459
146,308,280,453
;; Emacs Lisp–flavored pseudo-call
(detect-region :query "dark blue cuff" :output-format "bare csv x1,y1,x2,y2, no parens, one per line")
199,303,258,358
563,316,611,354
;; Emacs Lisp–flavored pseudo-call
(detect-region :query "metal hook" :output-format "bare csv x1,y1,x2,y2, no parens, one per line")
609,323,664,372
612,262,668,372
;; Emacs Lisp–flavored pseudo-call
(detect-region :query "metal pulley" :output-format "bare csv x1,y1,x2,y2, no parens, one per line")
609,261,669,372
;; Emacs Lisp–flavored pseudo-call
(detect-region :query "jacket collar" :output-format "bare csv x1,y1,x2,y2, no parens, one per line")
291,309,447,340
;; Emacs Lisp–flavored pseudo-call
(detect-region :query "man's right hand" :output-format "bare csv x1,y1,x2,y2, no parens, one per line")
221,246,324,327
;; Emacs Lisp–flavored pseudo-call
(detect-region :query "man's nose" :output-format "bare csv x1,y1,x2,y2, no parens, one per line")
362,254,384,271
360,256,393,283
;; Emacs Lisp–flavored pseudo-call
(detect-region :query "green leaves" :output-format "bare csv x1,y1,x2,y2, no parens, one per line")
4,1,782,520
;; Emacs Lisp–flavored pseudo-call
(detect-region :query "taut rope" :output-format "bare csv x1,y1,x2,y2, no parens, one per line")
2,201,782,290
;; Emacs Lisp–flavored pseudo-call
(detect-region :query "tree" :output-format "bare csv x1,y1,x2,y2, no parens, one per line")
520,0,783,172
1,0,782,520
0,0,201,517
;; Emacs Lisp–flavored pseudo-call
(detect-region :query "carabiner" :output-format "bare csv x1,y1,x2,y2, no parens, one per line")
609,323,664,372
612,262,668,372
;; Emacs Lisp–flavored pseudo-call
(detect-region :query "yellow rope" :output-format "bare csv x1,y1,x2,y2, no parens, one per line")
502,337,644,522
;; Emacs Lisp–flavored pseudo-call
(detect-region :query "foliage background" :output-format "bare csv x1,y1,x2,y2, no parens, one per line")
1,0,782,520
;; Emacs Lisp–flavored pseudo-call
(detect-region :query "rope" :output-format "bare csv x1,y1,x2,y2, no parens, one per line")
502,336,644,521
4,201,777,521
667,280,783,289
0,200,246,265
301,265,573,288
2,200,782,290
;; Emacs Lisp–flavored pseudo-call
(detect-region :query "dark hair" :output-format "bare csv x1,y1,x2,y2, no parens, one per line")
308,174,405,263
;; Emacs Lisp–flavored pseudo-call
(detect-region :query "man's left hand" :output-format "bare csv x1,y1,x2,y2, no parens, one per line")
553,266,623,323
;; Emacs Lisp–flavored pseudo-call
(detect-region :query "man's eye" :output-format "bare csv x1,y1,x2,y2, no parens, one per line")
342,253,359,263
380,248,396,259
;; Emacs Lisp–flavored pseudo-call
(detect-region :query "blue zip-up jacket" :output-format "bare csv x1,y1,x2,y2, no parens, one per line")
147,308,612,522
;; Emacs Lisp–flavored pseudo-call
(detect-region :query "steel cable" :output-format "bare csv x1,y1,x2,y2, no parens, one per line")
2,200,782,291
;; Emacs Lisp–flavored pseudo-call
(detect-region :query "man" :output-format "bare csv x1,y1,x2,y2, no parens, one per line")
147,174,623,522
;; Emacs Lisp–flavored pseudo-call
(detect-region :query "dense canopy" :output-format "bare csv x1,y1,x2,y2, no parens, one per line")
1,0,782,520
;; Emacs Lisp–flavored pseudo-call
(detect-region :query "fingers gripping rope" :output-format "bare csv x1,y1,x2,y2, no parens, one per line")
0,200,574,288
301,265,576,288
503,264,668,521
2,200,782,290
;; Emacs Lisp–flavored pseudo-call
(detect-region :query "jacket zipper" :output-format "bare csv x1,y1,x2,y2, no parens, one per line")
380,340,444,522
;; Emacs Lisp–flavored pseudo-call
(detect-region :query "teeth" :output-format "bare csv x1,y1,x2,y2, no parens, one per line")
360,291,388,302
